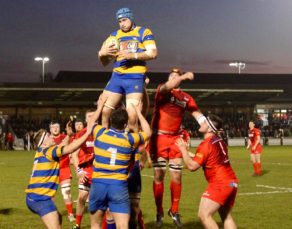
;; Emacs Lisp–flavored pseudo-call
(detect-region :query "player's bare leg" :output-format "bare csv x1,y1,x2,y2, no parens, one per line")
126,92,143,132
218,206,237,229
129,192,141,229
41,211,62,229
90,210,104,229
112,212,130,229
101,90,123,128
198,197,220,229
168,157,183,227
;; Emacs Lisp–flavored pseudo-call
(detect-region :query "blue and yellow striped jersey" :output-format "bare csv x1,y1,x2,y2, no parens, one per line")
25,146,63,201
109,25,156,75
92,125,148,185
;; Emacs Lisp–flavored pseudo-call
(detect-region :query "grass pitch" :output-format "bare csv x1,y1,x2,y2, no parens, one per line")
0,146,292,229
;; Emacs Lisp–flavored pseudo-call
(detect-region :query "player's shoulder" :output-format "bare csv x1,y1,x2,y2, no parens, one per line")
76,128,87,137
110,30,119,37
60,133,67,139
255,128,261,133
210,135,224,145
136,26,153,35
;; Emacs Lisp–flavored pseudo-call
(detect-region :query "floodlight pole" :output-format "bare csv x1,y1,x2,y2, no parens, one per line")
34,57,50,84
229,62,246,74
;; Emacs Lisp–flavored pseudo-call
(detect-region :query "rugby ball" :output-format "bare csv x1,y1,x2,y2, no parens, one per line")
105,36,119,50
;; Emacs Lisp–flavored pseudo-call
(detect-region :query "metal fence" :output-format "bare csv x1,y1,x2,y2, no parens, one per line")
190,137,292,147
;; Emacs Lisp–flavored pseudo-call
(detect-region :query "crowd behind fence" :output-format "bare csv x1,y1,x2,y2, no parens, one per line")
0,114,291,150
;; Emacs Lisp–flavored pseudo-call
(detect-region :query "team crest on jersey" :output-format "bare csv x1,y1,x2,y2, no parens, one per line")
120,41,138,53
170,96,187,108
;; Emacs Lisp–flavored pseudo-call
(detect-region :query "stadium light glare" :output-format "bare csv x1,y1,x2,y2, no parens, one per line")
34,57,50,84
229,62,246,74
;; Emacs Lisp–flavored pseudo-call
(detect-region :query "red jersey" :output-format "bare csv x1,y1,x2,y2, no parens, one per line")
75,127,94,166
248,128,261,146
53,134,66,145
53,134,68,169
194,135,237,183
151,85,198,133
6,133,14,143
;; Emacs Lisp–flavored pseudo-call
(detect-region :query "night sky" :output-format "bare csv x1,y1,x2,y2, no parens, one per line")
1,0,292,82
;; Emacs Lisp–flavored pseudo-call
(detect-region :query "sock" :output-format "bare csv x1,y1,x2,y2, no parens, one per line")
102,214,107,229
257,162,262,174
65,203,73,215
170,181,182,213
153,181,164,214
107,223,116,229
253,163,257,173
75,214,83,227
138,210,146,229
107,218,116,229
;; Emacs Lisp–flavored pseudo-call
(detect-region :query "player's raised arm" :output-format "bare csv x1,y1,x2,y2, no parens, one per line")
62,125,93,155
132,102,152,139
160,69,194,94
89,94,108,124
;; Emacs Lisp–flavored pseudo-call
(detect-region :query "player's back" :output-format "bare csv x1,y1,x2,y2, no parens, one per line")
200,136,237,183
26,146,63,200
92,127,140,185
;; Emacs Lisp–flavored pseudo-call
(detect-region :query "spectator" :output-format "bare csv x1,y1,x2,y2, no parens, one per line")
6,132,14,150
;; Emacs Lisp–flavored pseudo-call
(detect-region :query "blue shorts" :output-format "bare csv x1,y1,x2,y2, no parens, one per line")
105,72,145,95
89,182,130,214
128,162,142,193
26,195,57,217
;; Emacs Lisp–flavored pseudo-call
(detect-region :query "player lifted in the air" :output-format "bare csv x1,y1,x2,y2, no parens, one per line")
98,7,158,131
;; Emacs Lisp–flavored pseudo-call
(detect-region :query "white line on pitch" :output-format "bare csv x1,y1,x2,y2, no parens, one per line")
256,184,292,190
141,174,154,178
238,190,292,196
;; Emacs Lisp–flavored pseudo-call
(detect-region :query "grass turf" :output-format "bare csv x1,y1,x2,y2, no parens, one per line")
0,146,292,228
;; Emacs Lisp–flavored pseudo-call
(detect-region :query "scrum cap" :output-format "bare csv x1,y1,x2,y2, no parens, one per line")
116,7,134,21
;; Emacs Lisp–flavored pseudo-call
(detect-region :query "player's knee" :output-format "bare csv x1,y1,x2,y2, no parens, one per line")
153,160,167,181
61,185,71,200
78,186,89,202
198,211,207,223
130,199,140,211
169,164,183,181
198,209,212,223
